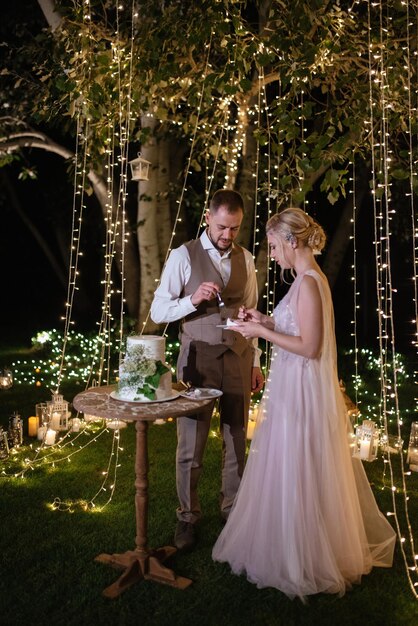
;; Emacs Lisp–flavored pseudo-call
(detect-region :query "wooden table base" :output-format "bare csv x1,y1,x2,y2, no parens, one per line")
95,546,192,598
72,386,213,599
92,417,193,598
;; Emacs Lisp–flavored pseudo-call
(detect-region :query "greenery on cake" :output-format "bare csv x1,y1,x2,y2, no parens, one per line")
120,344,169,401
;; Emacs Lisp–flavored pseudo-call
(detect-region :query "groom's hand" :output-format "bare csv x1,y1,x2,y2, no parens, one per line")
251,367,264,393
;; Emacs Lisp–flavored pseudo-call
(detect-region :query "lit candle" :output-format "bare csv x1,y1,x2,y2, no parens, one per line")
50,411,61,430
247,420,256,440
359,438,370,460
28,416,39,437
71,417,81,432
246,405,259,440
45,429,56,446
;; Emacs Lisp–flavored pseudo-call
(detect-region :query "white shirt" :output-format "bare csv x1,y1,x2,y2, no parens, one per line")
151,230,261,367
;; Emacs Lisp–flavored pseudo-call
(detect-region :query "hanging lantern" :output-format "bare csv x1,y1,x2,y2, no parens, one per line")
129,153,151,181
407,421,418,472
0,367,13,390
46,392,70,431
0,426,9,459
353,420,379,462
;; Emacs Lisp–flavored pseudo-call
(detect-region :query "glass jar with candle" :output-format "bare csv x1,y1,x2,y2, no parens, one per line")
353,420,379,462
0,367,13,390
0,427,9,459
36,402,50,428
8,413,23,447
407,422,418,472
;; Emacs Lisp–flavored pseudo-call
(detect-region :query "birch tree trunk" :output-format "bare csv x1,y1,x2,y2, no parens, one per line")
236,104,258,251
156,137,172,266
137,115,160,330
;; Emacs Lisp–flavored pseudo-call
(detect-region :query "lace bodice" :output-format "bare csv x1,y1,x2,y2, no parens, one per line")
274,285,299,337
271,276,307,364
271,271,329,366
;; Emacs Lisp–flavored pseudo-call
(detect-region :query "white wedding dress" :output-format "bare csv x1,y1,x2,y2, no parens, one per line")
212,270,396,600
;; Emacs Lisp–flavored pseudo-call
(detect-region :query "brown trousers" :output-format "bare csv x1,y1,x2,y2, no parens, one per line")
176,341,253,523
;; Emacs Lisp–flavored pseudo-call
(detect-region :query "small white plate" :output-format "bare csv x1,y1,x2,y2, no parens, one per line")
216,324,240,329
110,390,180,403
179,388,223,401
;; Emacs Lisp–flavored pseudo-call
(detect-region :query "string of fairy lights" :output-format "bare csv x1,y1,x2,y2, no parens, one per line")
2,0,418,596
363,0,418,596
350,160,360,409
1,0,140,506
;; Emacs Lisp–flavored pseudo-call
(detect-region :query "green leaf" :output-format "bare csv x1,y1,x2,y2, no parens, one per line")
135,383,156,401
327,190,339,205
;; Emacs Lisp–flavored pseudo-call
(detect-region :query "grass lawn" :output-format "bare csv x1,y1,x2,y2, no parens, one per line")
0,344,418,626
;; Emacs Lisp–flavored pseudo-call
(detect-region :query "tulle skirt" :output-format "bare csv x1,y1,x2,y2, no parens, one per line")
212,351,396,600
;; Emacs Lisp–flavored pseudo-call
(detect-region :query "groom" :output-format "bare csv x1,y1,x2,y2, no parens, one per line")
151,189,264,550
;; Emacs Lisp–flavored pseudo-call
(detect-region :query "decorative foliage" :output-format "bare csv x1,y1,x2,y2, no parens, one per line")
1,0,417,205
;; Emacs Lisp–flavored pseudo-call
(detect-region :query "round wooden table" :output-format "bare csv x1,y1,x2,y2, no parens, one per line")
73,384,215,599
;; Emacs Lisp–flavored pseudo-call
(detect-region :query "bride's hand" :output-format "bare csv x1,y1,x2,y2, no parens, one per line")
233,320,262,339
238,306,263,323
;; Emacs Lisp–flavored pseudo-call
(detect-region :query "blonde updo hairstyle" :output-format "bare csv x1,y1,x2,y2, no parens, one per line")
266,208,326,280
266,208,326,253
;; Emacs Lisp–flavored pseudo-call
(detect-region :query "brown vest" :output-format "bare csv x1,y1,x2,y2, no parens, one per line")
180,239,250,356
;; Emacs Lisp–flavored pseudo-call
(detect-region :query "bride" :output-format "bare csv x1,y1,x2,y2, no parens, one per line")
212,208,396,600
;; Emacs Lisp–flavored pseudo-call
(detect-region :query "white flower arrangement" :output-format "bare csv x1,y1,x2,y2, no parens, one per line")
119,344,169,401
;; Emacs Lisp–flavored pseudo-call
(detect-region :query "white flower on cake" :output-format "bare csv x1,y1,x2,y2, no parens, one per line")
118,336,172,402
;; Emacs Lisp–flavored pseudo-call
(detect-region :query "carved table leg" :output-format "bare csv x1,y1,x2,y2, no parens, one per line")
95,419,192,598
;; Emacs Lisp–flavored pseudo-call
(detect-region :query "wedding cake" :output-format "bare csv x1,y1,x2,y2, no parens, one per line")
118,335,172,402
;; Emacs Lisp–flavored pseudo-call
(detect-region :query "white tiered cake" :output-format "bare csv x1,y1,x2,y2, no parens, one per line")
118,335,172,402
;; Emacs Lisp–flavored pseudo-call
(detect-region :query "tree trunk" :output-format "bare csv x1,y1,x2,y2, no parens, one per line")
137,115,160,331
156,137,172,266
236,106,258,251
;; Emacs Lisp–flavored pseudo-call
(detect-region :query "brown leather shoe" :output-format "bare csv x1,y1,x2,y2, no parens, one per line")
174,521,196,551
